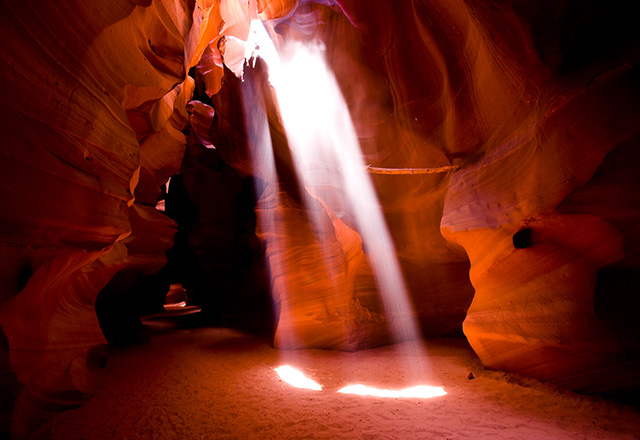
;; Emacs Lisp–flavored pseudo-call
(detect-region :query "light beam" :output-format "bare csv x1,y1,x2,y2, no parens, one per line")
338,384,447,398
274,365,323,391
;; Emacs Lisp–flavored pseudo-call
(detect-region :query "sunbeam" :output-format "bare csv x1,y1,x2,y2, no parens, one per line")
338,384,447,399
274,366,323,391
245,20,426,363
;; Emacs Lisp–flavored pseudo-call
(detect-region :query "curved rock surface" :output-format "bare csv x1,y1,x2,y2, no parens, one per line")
437,2,640,396
1,0,639,436
203,1,489,348
0,0,206,436
441,74,640,395
201,0,640,397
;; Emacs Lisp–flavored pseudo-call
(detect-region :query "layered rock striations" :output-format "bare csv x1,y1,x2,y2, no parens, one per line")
1,1,639,436
0,0,212,436
199,0,640,396
438,1,640,396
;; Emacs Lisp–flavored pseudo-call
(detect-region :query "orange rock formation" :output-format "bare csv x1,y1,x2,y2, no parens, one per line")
1,0,638,436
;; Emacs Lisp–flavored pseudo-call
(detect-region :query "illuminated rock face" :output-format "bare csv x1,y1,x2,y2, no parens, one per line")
441,75,640,395
436,1,640,396
0,0,210,436
205,1,484,348
201,0,640,396
0,0,639,435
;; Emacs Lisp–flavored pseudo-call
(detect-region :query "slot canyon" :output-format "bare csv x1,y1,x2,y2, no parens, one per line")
1,0,639,438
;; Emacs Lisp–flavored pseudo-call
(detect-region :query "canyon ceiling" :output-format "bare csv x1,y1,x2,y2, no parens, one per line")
1,0,639,437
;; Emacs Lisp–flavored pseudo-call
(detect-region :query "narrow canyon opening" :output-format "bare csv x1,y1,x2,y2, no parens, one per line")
1,1,639,439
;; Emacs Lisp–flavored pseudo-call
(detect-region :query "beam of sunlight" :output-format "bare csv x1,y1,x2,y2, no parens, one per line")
274,366,323,391
245,20,282,81
242,20,301,349
338,384,447,399
245,20,425,353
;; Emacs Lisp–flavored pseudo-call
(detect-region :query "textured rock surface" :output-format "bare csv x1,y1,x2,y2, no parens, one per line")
255,186,388,350
0,0,206,436
203,1,484,349
438,2,640,396
1,1,639,436
201,0,640,396
203,58,390,349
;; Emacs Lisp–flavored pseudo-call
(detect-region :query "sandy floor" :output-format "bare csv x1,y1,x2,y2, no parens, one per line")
32,317,640,440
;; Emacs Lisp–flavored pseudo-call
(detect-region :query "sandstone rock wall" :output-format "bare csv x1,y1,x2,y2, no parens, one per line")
0,0,209,436
1,2,638,437
200,0,640,397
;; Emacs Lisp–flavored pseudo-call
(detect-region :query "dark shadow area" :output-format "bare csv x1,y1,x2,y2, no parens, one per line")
594,265,640,406
0,326,21,440
513,227,533,249
95,269,169,347
512,0,640,73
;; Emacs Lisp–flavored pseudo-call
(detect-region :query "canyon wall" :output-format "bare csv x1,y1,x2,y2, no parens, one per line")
0,0,639,436
0,0,216,436
200,0,640,396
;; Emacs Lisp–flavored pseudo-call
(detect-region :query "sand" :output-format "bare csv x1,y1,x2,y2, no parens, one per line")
32,317,640,440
